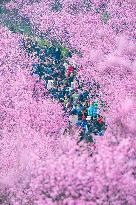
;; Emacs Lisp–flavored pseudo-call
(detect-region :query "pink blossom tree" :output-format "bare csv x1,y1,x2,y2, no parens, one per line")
0,0,136,204
5,131,136,205
0,25,66,186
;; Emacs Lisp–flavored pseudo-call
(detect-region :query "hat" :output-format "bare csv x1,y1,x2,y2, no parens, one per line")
86,116,91,121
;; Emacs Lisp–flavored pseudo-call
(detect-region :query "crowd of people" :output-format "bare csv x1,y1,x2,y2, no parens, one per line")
22,36,107,144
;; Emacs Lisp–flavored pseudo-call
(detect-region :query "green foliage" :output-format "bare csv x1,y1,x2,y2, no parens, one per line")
0,7,33,35
36,37,50,47
61,47,70,58
0,5,80,62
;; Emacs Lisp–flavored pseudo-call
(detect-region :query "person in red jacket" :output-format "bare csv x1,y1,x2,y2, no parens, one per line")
68,65,74,75
97,116,104,123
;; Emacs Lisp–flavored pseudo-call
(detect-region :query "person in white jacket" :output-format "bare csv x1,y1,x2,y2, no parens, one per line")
47,80,54,90
69,114,78,126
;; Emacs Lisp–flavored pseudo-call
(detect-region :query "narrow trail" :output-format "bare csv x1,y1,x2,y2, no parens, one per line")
23,36,108,144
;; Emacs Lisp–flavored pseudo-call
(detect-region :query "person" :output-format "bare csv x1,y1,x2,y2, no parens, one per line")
77,131,85,144
71,81,74,90
69,113,78,126
47,79,54,90
34,45,40,56
46,66,52,75
77,108,82,123
32,62,38,72
88,120,94,132
86,115,91,121
88,103,99,118
72,91,78,102
68,73,74,85
68,65,74,75
86,134,94,143
83,90,89,100
97,115,104,123
64,95,68,107
78,92,84,102
39,49,46,61
54,47,61,62
81,118,87,132
82,107,88,119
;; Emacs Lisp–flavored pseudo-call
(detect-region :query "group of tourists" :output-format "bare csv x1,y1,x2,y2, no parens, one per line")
23,37,107,144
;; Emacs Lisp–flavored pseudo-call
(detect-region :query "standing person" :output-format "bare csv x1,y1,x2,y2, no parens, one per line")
69,113,78,126
72,91,79,102
88,102,99,119
82,107,88,119
81,119,87,141
39,49,46,61
77,104,82,127
83,90,89,101
68,65,74,76
55,47,61,63
77,129,85,144
71,81,74,90
94,115,106,135
86,115,91,133
47,79,54,90
78,89,84,102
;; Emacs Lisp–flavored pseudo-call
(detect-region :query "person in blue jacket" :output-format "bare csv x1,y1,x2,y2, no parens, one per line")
88,102,99,118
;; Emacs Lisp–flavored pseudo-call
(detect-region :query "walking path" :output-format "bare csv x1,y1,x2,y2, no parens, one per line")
23,36,108,144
